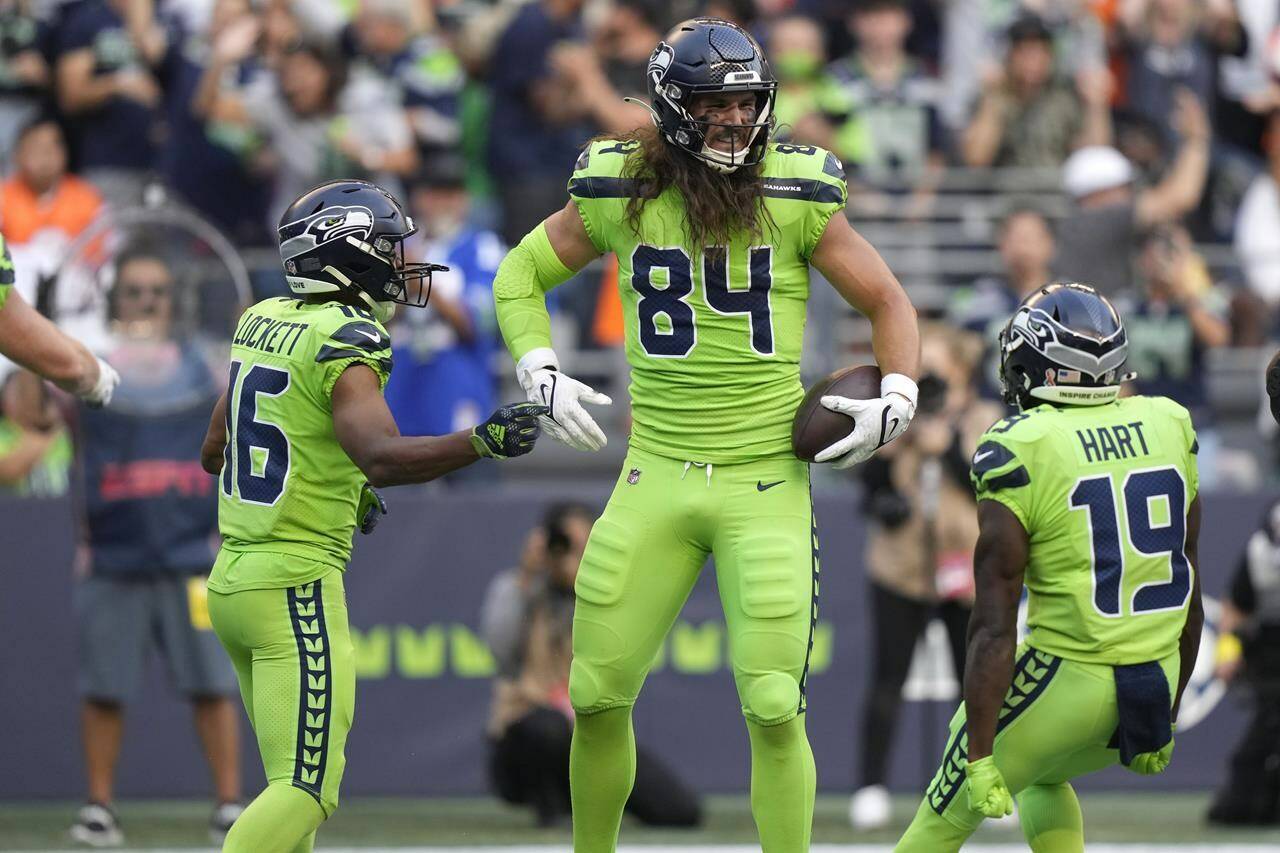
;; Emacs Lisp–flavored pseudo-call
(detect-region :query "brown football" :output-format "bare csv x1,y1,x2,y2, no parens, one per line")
791,364,882,463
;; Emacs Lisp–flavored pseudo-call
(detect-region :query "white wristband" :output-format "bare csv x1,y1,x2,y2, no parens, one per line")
515,347,559,388
881,373,919,407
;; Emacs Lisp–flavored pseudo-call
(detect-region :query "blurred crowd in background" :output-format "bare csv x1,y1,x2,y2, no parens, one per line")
1,0,1280,496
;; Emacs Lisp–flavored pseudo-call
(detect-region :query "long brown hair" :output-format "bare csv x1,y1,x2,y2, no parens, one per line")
604,126,775,250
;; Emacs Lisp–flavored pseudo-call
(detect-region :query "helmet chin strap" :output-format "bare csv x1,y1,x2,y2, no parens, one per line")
323,264,396,322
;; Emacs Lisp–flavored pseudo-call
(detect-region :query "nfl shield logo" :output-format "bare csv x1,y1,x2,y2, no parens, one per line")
627,468,641,485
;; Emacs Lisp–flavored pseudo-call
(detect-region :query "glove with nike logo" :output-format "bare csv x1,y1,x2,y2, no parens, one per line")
471,403,549,459
815,373,917,469
515,348,612,452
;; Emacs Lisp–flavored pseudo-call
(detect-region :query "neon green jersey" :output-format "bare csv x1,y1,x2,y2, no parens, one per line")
970,396,1199,665
569,140,848,463
0,233,14,311
210,297,392,592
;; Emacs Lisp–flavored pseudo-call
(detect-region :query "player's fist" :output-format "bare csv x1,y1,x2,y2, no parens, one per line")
358,483,387,535
515,348,612,452
472,403,548,460
965,755,1013,818
814,373,917,469
79,357,120,408
1127,730,1175,775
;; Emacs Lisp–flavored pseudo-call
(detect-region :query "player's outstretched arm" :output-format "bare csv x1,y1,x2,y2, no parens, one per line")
810,214,920,467
1173,495,1205,720
331,364,546,486
493,200,612,451
0,288,118,406
201,390,229,476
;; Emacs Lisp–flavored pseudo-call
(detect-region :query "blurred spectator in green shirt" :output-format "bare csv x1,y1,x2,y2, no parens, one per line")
0,369,71,497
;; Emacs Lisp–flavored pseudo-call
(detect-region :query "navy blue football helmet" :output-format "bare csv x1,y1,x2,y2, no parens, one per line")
999,282,1133,410
277,180,446,317
644,18,777,172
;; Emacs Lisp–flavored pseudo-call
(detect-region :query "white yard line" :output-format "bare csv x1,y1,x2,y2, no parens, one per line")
10,840,1280,845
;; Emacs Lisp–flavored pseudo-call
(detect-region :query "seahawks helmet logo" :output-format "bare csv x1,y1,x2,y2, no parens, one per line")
648,43,674,86
304,206,374,245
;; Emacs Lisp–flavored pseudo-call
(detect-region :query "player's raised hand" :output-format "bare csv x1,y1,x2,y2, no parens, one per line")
516,348,612,452
814,374,917,469
965,755,1014,818
471,403,549,460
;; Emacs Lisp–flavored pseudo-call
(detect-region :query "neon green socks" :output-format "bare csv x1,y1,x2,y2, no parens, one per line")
570,706,636,853
222,783,324,853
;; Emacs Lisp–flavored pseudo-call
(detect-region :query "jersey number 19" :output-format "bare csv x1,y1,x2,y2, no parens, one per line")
1069,467,1192,618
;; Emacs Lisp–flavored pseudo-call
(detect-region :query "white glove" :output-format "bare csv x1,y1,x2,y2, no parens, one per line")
515,348,612,452
79,357,120,408
814,373,918,469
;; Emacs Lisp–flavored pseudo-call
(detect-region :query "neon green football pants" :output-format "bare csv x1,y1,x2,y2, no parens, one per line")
895,646,1180,853
208,568,354,852
569,446,820,852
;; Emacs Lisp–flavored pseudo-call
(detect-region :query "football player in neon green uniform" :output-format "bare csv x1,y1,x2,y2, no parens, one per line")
895,283,1205,853
493,19,920,853
200,180,546,853
0,233,118,405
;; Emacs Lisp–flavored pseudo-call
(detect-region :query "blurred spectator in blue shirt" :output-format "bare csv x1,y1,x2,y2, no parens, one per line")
0,0,51,163
384,152,501,443
149,0,272,246
340,0,466,158
486,0,589,245
948,204,1056,399
1117,0,1246,145
54,0,167,209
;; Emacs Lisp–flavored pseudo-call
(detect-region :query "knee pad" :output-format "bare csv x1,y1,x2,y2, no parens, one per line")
568,604,633,714
742,671,801,725
569,658,606,712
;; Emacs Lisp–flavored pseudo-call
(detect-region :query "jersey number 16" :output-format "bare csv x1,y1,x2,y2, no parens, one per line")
222,360,291,506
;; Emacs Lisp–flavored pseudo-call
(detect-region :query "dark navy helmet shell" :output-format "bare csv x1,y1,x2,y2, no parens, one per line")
644,18,777,172
277,180,446,319
998,282,1133,410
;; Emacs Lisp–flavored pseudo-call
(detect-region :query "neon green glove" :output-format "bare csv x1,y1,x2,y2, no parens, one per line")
1127,726,1175,775
357,483,387,535
966,755,1013,818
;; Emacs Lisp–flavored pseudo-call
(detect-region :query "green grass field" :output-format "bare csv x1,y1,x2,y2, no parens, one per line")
2,793,1278,850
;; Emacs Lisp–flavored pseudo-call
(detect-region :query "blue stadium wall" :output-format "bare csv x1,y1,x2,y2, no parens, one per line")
0,488,1262,799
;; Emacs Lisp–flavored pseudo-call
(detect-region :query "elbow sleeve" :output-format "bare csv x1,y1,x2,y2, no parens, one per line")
494,223,576,362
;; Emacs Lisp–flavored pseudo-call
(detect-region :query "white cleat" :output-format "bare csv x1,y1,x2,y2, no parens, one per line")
210,800,246,843
849,784,892,830
69,803,123,847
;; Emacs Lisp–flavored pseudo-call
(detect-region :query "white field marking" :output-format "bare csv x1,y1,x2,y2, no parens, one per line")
10,840,1280,845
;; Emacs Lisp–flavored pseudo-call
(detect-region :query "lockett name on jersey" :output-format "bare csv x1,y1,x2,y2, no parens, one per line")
232,311,309,357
